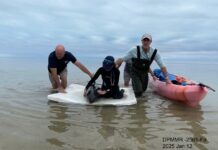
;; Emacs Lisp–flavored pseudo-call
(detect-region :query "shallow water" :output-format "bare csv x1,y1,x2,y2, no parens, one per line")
0,53,218,150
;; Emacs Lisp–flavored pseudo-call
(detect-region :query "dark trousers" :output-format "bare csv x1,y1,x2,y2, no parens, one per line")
102,86,124,99
87,85,124,103
130,67,149,98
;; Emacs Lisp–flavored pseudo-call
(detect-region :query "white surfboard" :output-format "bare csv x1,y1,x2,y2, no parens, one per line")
47,84,137,106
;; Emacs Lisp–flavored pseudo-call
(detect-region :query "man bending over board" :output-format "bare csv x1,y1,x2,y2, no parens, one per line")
48,44,93,93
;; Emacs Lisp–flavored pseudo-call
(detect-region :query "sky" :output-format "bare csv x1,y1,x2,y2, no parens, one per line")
0,0,218,57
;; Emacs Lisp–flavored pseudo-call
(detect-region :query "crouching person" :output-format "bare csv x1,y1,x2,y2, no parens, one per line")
84,56,124,103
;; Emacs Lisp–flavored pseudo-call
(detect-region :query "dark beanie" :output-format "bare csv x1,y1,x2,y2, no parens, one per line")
102,56,115,71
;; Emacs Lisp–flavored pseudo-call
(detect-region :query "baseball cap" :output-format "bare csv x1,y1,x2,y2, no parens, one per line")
141,33,152,41
102,56,115,71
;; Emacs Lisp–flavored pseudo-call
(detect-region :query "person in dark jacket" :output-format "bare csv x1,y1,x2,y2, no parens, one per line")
48,45,93,93
84,56,124,103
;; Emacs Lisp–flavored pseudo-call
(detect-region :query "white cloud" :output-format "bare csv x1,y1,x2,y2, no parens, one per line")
89,35,104,42
0,0,218,55
113,36,129,45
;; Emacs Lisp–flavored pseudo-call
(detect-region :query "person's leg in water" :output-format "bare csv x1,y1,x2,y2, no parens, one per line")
141,73,149,92
131,71,143,98
124,63,131,87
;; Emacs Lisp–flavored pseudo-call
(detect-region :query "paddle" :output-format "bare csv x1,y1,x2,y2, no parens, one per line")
167,79,215,92
198,82,216,92
184,80,215,92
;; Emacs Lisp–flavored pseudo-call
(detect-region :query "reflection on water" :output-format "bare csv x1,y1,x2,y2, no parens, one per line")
96,106,118,140
45,93,210,150
46,138,65,147
93,94,164,149
126,102,153,144
46,101,70,147
47,102,70,133
94,105,152,149
163,102,209,150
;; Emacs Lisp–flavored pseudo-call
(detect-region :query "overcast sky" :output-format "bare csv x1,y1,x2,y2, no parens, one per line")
0,0,218,56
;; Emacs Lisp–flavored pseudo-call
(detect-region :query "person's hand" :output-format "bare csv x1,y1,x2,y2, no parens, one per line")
152,75,158,81
97,89,107,95
165,78,172,84
115,63,119,68
58,87,66,93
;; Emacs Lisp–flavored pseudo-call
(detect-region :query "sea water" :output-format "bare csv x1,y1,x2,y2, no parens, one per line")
0,50,217,150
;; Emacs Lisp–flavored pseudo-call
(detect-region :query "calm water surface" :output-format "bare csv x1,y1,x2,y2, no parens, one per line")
0,52,218,150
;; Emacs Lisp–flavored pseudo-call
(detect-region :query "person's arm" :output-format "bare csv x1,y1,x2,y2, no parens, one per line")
153,51,171,84
74,61,93,78
149,68,154,77
161,67,171,84
50,68,66,93
115,58,124,68
149,68,157,81
86,69,101,90
115,48,134,68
